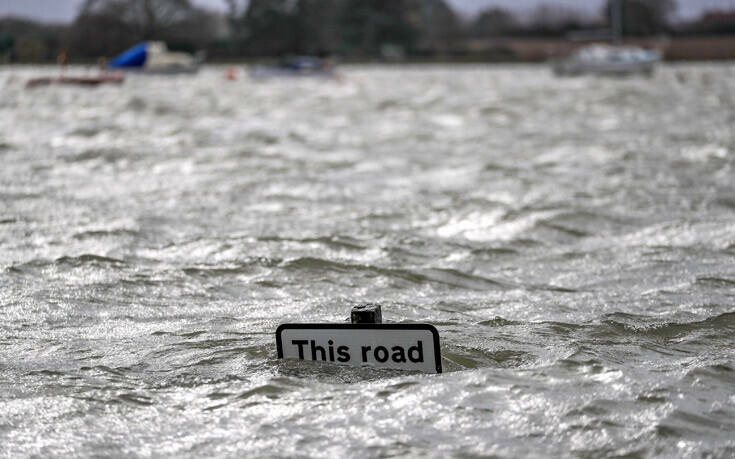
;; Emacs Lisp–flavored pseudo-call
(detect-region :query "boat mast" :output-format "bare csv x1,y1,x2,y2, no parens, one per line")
611,0,623,45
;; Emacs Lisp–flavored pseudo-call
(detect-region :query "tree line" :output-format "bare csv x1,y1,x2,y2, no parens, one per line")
1,0,731,63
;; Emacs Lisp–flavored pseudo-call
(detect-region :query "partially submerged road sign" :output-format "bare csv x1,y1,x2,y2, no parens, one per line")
276,323,442,374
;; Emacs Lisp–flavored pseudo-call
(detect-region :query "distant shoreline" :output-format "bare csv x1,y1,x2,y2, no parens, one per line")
4,36,735,65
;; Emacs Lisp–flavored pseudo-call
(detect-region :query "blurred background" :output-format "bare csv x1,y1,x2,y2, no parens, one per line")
1,0,735,64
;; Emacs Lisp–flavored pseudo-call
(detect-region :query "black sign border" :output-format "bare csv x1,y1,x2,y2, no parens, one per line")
276,323,442,373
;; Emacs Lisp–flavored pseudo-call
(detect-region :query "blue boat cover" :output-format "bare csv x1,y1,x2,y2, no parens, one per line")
278,57,323,70
109,42,148,68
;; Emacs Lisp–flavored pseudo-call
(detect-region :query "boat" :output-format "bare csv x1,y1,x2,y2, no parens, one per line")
108,41,204,74
251,56,337,79
551,44,660,77
551,0,660,77
25,73,124,88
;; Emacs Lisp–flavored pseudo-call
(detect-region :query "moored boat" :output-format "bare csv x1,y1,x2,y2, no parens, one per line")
251,56,337,79
552,44,660,77
25,73,124,88
108,41,205,74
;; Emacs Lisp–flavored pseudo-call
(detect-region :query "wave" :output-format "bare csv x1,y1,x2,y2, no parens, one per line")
182,257,281,278
598,311,735,339
7,254,126,274
281,256,509,290
256,235,367,251
62,148,128,163
72,229,139,240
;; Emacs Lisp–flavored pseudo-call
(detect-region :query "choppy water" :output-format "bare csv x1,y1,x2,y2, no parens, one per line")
1,63,735,457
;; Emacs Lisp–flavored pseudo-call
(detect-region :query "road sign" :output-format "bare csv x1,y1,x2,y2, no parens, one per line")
276,323,442,374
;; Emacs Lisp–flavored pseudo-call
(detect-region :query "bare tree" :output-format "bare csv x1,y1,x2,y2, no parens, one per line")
71,0,218,56
530,4,587,32
604,0,677,35
472,8,517,37
76,0,200,39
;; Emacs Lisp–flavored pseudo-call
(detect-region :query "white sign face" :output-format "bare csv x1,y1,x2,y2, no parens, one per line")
276,324,442,373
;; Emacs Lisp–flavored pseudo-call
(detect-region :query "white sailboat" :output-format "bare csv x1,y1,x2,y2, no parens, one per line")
552,44,659,76
109,42,205,74
551,0,661,77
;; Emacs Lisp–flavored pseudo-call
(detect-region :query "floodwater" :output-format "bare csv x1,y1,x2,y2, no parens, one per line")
1,63,735,457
